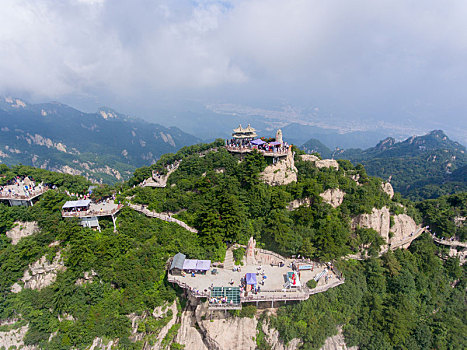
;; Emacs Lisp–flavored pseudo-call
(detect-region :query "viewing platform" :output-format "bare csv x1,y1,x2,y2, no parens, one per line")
167,238,344,310
0,179,49,206
225,145,289,157
61,199,123,231
61,201,123,218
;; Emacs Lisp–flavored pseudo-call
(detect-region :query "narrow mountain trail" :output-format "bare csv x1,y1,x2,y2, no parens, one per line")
141,161,181,188
432,236,467,248
128,203,198,233
223,249,234,270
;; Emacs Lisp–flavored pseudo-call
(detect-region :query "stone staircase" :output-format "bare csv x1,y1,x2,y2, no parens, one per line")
224,249,234,270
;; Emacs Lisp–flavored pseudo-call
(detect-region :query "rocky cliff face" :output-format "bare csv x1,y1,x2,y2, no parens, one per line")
320,189,346,208
6,221,39,245
13,251,66,292
300,154,319,162
352,207,391,242
352,207,420,247
300,154,339,170
175,310,208,350
381,182,394,199
287,197,312,211
320,326,358,350
0,324,36,350
261,319,302,350
261,151,297,186
194,302,257,350
390,214,419,245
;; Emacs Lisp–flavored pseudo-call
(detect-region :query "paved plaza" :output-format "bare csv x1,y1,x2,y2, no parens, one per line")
0,182,47,200
169,257,341,303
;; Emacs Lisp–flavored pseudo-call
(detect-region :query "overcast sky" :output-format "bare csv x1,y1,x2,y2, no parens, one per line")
1,0,467,141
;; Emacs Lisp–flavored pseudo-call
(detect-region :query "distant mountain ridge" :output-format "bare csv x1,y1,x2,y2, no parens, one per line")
0,97,200,183
322,130,467,200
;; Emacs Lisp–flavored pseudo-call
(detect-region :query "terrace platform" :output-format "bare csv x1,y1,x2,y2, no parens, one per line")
225,145,289,158
0,183,49,206
61,201,123,218
62,201,123,232
168,249,344,309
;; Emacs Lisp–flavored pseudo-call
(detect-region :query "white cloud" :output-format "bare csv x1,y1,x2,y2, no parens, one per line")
0,0,467,134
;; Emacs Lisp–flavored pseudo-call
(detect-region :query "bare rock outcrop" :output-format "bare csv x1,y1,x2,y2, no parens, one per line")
194,301,258,350
390,214,419,247
448,246,466,265
320,326,357,350
300,154,319,162
320,189,346,208
0,324,36,350
18,251,66,291
287,198,312,211
352,207,420,247
175,310,208,350
300,154,339,170
381,182,394,199
316,159,339,170
261,151,297,186
89,337,116,350
352,207,391,242
261,319,302,350
154,301,178,348
6,221,39,245
75,270,97,286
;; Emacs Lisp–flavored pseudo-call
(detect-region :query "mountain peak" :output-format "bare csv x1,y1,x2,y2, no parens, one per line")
375,137,396,150
97,107,120,120
1,96,27,110
428,129,446,137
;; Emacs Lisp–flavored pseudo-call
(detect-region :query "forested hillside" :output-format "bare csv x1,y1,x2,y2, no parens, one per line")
324,130,467,201
0,142,465,349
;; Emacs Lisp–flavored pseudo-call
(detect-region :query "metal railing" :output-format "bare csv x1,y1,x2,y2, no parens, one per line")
61,204,123,218
167,275,210,298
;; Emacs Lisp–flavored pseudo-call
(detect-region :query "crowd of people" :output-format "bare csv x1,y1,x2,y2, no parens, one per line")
62,195,121,216
151,160,181,181
0,176,47,199
226,139,290,155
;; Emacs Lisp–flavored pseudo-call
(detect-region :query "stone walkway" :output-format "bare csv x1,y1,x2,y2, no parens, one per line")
433,236,467,248
141,161,180,188
129,204,198,233
224,249,234,270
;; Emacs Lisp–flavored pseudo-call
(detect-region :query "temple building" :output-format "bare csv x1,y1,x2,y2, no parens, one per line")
227,125,290,162
232,124,258,141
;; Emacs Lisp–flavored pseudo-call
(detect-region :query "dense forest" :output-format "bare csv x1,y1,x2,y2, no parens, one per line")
0,140,465,349
326,130,467,201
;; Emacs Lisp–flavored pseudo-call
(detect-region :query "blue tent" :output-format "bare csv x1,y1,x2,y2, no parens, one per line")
245,273,257,286
250,139,266,146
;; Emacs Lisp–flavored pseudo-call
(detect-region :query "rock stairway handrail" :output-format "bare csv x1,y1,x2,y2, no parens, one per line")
167,275,209,297
390,227,426,249
255,248,287,262
129,204,198,233
432,236,467,248
61,204,123,218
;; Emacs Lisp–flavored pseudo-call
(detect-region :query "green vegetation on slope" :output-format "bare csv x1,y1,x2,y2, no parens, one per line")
329,130,467,201
0,142,465,349
416,192,467,241
269,235,466,350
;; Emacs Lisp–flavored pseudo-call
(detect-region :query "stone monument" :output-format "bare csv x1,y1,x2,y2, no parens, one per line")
275,129,283,144
246,236,256,265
